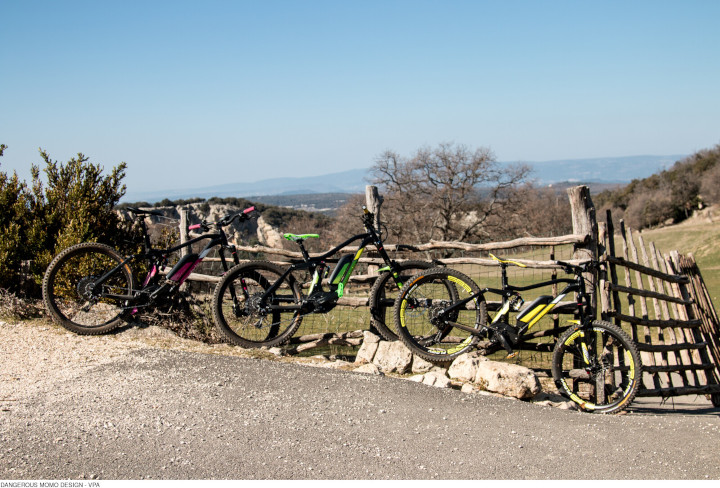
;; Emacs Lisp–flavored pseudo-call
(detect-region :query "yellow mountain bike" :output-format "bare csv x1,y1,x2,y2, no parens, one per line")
393,255,642,414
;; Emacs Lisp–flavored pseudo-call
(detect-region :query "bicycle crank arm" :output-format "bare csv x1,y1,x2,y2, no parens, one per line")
443,320,485,337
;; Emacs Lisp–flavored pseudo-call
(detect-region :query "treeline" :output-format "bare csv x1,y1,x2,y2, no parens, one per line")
595,144,720,229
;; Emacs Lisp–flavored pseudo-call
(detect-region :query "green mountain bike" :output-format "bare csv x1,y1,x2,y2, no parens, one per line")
211,207,435,348
393,255,642,414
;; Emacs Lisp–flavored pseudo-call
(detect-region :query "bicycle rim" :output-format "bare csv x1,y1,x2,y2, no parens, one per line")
43,243,133,334
552,321,641,414
395,268,484,362
214,263,302,348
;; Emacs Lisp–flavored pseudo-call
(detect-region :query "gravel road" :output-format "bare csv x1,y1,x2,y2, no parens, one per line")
1,320,719,480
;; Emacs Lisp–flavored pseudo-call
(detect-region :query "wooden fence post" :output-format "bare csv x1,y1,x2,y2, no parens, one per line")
179,208,189,258
567,185,598,314
365,185,383,232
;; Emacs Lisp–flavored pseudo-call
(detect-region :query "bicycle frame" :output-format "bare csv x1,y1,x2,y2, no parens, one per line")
437,265,591,338
93,228,239,304
256,223,400,311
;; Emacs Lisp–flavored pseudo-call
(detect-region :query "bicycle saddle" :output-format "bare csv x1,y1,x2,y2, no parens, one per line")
283,233,320,242
489,253,527,268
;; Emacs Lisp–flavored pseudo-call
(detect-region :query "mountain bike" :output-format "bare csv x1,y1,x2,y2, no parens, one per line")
211,206,435,348
393,254,642,414
42,206,256,335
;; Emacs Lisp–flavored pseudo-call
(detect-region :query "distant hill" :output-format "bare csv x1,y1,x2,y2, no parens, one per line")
122,155,685,203
249,193,354,214
123,168,369,203
526,155,685,184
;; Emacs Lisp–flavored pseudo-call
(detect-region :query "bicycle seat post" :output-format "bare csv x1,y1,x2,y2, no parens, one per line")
295,239,311,261
138,215,151,253
500,262,509,290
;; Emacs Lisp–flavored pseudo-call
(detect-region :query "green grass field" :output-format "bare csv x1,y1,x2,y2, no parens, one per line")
635,207,720,312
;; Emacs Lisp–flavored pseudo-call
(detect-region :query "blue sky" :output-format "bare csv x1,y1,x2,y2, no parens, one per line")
1,0,719,195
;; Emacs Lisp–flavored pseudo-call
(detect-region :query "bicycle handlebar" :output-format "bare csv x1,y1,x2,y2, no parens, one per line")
189,206,257,233
361,206,376,229
556,259,598,275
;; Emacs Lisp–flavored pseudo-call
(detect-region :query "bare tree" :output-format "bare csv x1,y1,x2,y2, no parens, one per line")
371,142,531,244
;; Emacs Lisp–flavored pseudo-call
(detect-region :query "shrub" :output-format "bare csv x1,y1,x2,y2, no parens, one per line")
0,145,132,295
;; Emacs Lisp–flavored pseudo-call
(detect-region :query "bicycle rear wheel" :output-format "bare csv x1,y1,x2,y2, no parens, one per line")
212,261,303,348
42,242,135,334
393,267,486,363
368,260,435,341
552,320,642,414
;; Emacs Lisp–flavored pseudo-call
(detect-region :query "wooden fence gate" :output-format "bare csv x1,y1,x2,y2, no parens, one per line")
599,210,720,405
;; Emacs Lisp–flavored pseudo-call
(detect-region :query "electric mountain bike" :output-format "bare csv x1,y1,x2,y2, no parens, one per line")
42,206,256,335
393,254,642,414
211,206,436,348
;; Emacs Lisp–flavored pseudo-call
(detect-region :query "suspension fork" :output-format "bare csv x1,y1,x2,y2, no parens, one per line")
365,230,405,286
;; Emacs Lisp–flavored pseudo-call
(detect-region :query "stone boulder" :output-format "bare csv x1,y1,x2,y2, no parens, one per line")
447,352,489,382
372,340,413,374
409,371,452,388
354,331,381,364
354,363,383,375
448,353,541,399
410,354,436,374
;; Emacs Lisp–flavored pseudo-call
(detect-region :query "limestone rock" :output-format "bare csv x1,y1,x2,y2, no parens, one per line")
447,352,489,383
421,371,451,388
407,371,451,388
354,363,383,375
532,392,578,410
256,215,284,248
372,340,413,374
473,361,541,399
355,332,381,364
267,347,285,357
363,330,381,344
449,353,540,400
411,354,436,374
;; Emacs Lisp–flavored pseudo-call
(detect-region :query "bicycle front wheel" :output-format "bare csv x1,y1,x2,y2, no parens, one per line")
212,261,303,348
393,267,486,363
42,242,135,334
552,320,642,414
368,260,435,341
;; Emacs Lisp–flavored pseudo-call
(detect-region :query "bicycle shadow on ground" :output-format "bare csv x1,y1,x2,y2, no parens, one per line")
628,395,720,417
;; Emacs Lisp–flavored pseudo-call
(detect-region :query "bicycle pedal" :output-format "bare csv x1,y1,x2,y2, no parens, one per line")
505,351,519,360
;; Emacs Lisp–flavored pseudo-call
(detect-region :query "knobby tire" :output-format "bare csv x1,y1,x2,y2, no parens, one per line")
552,320,642,414
42,242,135,335
393,267,485,362
212,261,303,348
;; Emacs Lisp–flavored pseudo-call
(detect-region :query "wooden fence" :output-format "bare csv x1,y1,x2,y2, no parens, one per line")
599,212,720,404
170,186,720,402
